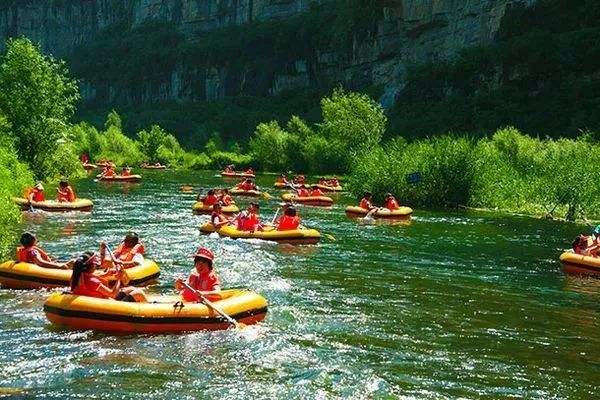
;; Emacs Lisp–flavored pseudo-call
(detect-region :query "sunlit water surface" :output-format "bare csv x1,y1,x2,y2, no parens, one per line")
0,171,599,399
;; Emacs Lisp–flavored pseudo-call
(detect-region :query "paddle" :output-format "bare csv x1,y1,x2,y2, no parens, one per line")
261,191,272,200
104,242,130,285
180,281,244,329
270,207,281,225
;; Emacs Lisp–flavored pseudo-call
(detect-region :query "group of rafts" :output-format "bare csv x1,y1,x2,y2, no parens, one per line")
191,168,413,245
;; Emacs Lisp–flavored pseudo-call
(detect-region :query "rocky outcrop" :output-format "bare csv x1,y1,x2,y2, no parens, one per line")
0,0,536,108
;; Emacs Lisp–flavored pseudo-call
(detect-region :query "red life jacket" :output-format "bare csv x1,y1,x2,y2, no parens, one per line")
16,246,51,264
385,198,399,210
277,215,300,231
203,194,219,206
240,212,260,231
27,188,45,202
297,188,310,197
310,189,324,197
181,269,220,301
359,198,372,210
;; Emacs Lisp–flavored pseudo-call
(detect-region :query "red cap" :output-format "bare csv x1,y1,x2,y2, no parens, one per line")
193,247,214,261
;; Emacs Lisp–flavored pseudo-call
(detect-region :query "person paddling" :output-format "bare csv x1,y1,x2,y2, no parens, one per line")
26,182,45,203
276,174,289,185
70,252,147,302
276,206,301,231
359,192,376,211
16,232,72,269
100,165,115,178
175,247,221,302
237,178,257,191
57,179,76,203
101,233,145,268
236,202,263,232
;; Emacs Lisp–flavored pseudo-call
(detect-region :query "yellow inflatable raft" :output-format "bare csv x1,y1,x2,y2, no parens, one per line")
200,223,320,245
13,198,94,212
230,188,262,197
221,172,255,178
312,184,343,192
97,174,142,183
345,205,413,220
559,251,600,276
192,201,239,215
44,289,267,333
0,260,160,289
281,193,334,207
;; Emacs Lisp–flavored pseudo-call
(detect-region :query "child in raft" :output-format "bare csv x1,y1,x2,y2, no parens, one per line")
56,179,76,203
573,226,600,256
70,251,147,302
384,193,400,211
219,189,234,206
17,232,73,269
121,166,132,177
101,233,145,268
200,189,219,206
310,186,325,197
175,247,221,302
276,206,301,231
100,165,115,178
211,203,231,228
224,164,235,173
236,202,263,232
26,182,45,202
236,178,257,191
359,192,376,211
244,167,255,175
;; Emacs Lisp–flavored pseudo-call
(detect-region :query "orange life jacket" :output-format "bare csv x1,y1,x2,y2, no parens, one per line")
277,215,300,231
297,188,310,197
310,188,324,197
57,186,76,202
385,198,399,210
114,242,145,262
16,246,51,264
220,194,233,206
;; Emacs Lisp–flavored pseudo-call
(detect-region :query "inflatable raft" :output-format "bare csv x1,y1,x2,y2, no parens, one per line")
0,260,160,289
221,172,255,178
43,289,267,333
13,198,93,212
192,201,239,215
97,174,142,183
200,223,320,245
281,193,334,207
142,165,167,170
312,184,343,192
559,252,600,276
230,188,262,197
82,163,97,171
345,205,413,220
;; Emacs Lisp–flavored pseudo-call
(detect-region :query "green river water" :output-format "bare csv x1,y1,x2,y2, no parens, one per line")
1,171,599,399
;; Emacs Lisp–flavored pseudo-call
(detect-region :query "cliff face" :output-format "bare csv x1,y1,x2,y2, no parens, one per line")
0,0,535,109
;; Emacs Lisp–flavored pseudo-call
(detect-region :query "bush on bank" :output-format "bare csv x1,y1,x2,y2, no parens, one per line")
349,127,600,221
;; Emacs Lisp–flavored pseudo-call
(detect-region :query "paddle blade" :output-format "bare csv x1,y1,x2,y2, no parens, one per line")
262,192,272,200
325,234,336,241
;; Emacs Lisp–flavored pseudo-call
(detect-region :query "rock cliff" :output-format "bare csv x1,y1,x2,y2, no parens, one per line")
0,0,536,109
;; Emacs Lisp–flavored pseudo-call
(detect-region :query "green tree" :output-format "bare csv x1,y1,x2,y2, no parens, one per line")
105,110,122,131
0,37,79,178
250,121,290,171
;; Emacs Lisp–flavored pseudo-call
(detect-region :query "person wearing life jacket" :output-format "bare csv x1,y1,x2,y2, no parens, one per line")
583,226,600,257
384,193,400,211
70,252,148,302
296,186,310,197
211,203,231,228
236,202,263,232
329,177,340,187
26,182,46,203
57,179,76,203
16,232,72,269
122,166,132,177
244,167,254,175
359,192,376,210
294,175,306,185
175,247,221,302
101,165,115,178
219,189,234,206
202,189,219,207
277,206,301,231
276,174,289,185
237,178,256,191
80,153,89,164
101,232,145,268
224,164,235,174
310,187,324,197
318,177,327,186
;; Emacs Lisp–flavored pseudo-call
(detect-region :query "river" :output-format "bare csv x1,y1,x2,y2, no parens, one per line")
0,171,599,399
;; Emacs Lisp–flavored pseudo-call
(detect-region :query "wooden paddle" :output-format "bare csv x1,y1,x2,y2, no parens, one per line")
180,281,245,329
104,242,130,285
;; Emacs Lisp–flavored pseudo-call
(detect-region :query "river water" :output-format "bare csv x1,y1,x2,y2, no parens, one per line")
0,171,599,399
